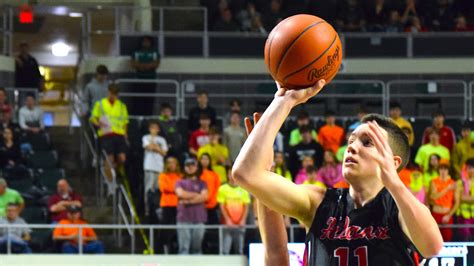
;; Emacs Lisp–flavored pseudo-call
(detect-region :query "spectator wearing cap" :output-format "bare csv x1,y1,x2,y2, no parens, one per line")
189,113,211,156
19,93,44,134
198,127,229,183
53,205,104,254
174,158,208,254
83,65,109,117
452,122,474,179
0,178,24,218
317,110,345,153
389,102,414,146
289,110,318,147
422,111,456,151
15,42,43,92
188,91,217,132
0,203,31,253
47,179,83,223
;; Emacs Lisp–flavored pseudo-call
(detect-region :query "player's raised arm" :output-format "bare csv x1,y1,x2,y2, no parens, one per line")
232,80,326,227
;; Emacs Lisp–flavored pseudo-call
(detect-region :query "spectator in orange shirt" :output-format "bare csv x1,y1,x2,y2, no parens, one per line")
158,156,182,253
198,153,221,224
53,205,104,254
318,110,344,153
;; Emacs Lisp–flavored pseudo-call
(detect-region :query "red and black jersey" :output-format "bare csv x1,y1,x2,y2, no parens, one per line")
305,188,421,266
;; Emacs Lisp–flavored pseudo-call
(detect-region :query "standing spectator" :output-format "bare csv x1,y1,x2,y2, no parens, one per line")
273,151,292,181
158,157,182,253
425,154,442,190
158,103,180,156
198,153,221,225
365,0,391,31
336,0,366,32
188,91,217,132
15,42,42,92
236,2,262,32
0,178,24,218
452,122,474,179
90,84,129,189
83,65,109,117
198,128,229,183
429,161,460,242
217,168,250,255
142,120,168,216
294,155,315,185
130,36,160,115
347,106,368,131
189,114,211,156
53,205,104,254
19,94,44,134
317,150,343,188
213,8,240,31
0,203,31,253
385,10,404,32
389,102,414,146
223,99,242,128
47,179,83,223
0,128,23,169
303,166,325,188
223,111,246,163
422,111,456,151
175,158,208,255
457,158,474,241
317,110,344,153
426,0,455,31
289,110,317,147
289,126,324,176
262,0,284,31
409,166,426,204
415,130,450,171
0,88,12,122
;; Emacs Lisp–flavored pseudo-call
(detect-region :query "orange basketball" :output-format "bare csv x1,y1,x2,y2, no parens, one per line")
264,14,343,90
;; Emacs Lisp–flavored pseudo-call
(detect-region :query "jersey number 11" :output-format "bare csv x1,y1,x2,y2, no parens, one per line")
334,246,368,266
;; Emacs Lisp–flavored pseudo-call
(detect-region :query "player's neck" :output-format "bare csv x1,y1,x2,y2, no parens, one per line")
349,180,384,208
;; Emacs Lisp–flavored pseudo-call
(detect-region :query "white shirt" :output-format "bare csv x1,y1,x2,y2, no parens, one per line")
142,134,168,172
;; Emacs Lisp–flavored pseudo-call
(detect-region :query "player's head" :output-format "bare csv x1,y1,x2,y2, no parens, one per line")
342,114,410,183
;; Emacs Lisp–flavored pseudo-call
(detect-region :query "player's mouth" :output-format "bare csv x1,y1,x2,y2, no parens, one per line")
344,157,358,165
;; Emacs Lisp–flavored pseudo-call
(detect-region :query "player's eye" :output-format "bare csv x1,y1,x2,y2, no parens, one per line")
362,138,373,147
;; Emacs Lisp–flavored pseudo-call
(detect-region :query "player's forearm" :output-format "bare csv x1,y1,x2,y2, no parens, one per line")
388,181,443,257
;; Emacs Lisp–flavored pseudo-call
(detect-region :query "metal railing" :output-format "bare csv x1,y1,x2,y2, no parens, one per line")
470,81,474,120
116,184,136,253
0,6,13,55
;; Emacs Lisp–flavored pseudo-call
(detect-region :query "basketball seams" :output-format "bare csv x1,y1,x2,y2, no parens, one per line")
274,20,325,76
282,34,338,83
266,16,292,75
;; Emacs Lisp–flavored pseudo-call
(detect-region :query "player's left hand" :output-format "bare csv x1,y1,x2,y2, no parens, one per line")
366,120,402,189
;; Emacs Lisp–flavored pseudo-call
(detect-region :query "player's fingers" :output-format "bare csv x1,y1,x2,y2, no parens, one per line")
368,121,390,152
366,122,386,154
253,112,262,125
275,87,286,97
244,117,253,136
312,79,326,94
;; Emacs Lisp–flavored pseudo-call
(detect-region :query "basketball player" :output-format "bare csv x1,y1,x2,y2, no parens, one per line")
233,80,443,265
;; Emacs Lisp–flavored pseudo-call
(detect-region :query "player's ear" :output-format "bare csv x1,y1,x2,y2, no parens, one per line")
393,155,402,171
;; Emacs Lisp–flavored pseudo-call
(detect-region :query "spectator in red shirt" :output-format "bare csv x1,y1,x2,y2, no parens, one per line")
0,88,12,122
48,179,83,223
422,111,456,151
189,113,211,156
317,110,344,153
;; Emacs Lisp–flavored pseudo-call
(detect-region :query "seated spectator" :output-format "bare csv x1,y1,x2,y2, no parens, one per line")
213,8,240,31
189,114,211,156
0,128,23,169
188,91,217,132
217,168,250,255
53,205,104,254
389,102,414,146
422,111,456,151
347,106,368,131
289,126,324,176
0,203,31,253
458,158,474,241
83,65,109,117
317,110,344,153
48,179,83,223
424,154,441,193
198,153,221,225
336,0,366,32
303,166,325,189
262,0,284,31
19,94,44,134
317,150,343,188
404,16,428,32
454,15,474,31
415,130,450,172
429,160,459,242
294,155,315,185
158,103,180,156
158,156,182,253
385,10,404,32
175,158,208,255
0,178,24,218
452,122,474,179
142,120,168,216
273,151,292,181
0,88,12,122
198,128,229,183
289,110,317,147
223,111,246,163
0,108,21,137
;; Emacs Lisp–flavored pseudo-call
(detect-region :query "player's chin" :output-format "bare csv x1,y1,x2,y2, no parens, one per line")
342,166,357,179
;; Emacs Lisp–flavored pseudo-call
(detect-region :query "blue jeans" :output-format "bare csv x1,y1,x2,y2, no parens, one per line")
62,241,105,254
177,222,205,254
0,236,32,254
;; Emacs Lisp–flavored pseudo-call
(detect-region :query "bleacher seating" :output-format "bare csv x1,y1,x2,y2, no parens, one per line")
26,150,58,169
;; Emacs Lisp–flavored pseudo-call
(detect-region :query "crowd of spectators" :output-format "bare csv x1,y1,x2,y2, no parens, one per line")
202,0,474,33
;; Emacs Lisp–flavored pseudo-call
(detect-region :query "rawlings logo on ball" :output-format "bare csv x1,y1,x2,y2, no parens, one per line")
307,46,340,82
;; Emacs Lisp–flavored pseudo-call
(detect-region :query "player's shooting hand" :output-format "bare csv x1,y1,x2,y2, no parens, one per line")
274,79,326,107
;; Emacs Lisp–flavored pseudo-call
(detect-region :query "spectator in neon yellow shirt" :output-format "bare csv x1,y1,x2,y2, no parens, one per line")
197,127,229,183
272,151,292,181
303,166,326,189
415,130,450,172
288,110,317,146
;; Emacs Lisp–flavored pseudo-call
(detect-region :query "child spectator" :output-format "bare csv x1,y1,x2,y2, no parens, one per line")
452,121,474,179
0,203,31,253
189,113,211,156
217,167,250,255
142,120,168,216
48,179,83,223
424,154,441,193
175,158,208,254
158,103,180,156
289,110,317,147
223,111,246,163
19,94,44,134
273,151,292,181
317,110,344,153
0,178,24,218
198,153,221,225
429,160,460,241
317,150,343,188
289,126,324,176
294,155,315,185
197,127,229,183
457,158,474,241
303,166,325,189
415,130,450,172
422,111,456,151
223,99,242,128
213,8,240,31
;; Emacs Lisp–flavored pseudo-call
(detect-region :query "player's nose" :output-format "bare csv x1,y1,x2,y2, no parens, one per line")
346,142,358,155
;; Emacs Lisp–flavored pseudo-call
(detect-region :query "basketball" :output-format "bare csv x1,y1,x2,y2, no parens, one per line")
264,14,343,90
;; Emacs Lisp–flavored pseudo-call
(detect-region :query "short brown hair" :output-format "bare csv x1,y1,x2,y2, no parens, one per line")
108,84,119,95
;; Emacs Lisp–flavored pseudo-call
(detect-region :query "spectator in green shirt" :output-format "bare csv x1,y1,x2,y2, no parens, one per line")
0,178,24,217
415,130,450,172
289,110,317,146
